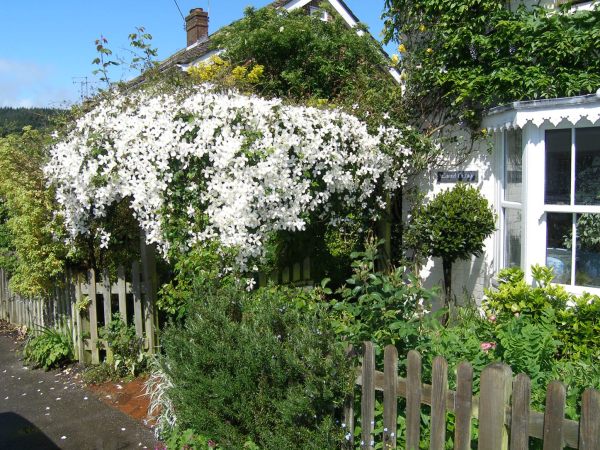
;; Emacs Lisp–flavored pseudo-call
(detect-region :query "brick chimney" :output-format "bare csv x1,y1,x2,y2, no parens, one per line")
186,8,209,47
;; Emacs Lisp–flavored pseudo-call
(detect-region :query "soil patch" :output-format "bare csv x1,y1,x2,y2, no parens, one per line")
87,377,154,427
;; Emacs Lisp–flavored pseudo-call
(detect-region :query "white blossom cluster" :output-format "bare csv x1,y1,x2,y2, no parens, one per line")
46,85,412,269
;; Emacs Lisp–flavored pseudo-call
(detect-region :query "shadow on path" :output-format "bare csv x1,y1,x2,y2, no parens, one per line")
0,412,60,449
0,330,156,449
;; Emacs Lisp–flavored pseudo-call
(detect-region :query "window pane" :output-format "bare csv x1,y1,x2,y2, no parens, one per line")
504,129,522,203
504,208,521,268
545,129,571,205
575,213,600,287
575,127,600,205
546,213,572,284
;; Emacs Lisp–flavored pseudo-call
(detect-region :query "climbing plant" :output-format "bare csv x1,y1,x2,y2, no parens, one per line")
46,82,412,273
383,0,600,132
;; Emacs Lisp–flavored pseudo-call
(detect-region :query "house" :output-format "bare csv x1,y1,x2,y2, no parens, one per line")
420,91,600,301
147,0,403,286
157,0,600,300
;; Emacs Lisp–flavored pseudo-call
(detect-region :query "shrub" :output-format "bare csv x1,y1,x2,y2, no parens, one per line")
0,129,69,296
483,265,600,360
82,362,118,384
416,307,495,391
157,283,352,449
330,238,435,355
102,313,147,377
23,324,73,370
558,294,600,360
495,311,560,402
407,183,496,306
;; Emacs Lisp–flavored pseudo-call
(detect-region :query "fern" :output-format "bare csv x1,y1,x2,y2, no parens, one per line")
495,311,559,398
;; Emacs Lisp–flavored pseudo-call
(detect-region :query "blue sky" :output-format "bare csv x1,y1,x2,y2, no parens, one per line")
0,1,394,108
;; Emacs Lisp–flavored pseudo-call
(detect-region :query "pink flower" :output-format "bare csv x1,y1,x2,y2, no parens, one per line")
488,314,496,323
207,440,217,448
480,342,496,352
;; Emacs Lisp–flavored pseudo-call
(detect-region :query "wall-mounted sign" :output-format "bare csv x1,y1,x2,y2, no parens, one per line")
437,171,478,183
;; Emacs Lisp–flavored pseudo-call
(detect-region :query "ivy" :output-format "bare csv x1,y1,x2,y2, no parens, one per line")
383,0,600,132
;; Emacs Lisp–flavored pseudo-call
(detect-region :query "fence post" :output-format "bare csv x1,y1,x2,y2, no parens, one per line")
101,269,113,361
454,361,474,450
67,271,77,358
117,266,127,324
361,341,375,450
140,233,157,353
579,389,600,450
302,256,311,281
430,356,448,450
343,346,355,450
543,381,566,450
38,296,44,329
74,273,85,363
88,269,100,364
406,350,422,450
281,266,290,284
477,363,512,450
384,345,398,448
131,261,144,339
511,373,531,450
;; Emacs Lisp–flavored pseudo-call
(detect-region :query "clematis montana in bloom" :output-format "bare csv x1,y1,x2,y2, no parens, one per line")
46,84,412,270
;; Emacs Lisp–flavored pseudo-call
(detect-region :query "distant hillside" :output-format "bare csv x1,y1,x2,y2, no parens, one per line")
0,107,63,137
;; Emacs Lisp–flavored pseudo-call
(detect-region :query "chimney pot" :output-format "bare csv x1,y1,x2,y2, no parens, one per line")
186,7,209,47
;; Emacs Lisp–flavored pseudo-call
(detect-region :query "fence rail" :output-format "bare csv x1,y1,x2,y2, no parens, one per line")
347,342,600,450
0,253,157,365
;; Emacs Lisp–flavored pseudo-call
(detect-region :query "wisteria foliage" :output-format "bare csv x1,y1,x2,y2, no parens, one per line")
46,85,411,269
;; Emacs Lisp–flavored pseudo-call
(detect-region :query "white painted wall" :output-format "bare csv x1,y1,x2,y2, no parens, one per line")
414,95,600,302
409,133,500,305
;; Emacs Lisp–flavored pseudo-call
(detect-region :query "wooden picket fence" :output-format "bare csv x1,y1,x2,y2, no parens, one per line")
0,244,158,365
346,342,600,450
0,268,75,338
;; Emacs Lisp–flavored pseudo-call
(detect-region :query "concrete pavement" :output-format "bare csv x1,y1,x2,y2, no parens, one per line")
0,332,157,450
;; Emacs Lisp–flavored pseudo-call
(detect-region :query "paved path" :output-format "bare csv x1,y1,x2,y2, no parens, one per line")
0,333,157,450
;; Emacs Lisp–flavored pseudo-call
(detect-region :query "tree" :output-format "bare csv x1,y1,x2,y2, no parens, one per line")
0,129,69,296
0,107,62,137
407,183,496,306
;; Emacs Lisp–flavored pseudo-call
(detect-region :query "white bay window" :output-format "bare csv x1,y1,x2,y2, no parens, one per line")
485,94,600,293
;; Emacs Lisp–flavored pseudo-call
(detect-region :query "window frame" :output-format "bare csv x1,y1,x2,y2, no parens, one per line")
543,126,600,289
499,124,600,294
498,129,524,270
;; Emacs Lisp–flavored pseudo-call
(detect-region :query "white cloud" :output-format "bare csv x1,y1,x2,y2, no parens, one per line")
0,58,75,107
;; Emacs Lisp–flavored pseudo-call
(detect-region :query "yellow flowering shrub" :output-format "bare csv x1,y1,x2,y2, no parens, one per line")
188,56,264,88
246,65,264,83
188,56,231,82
